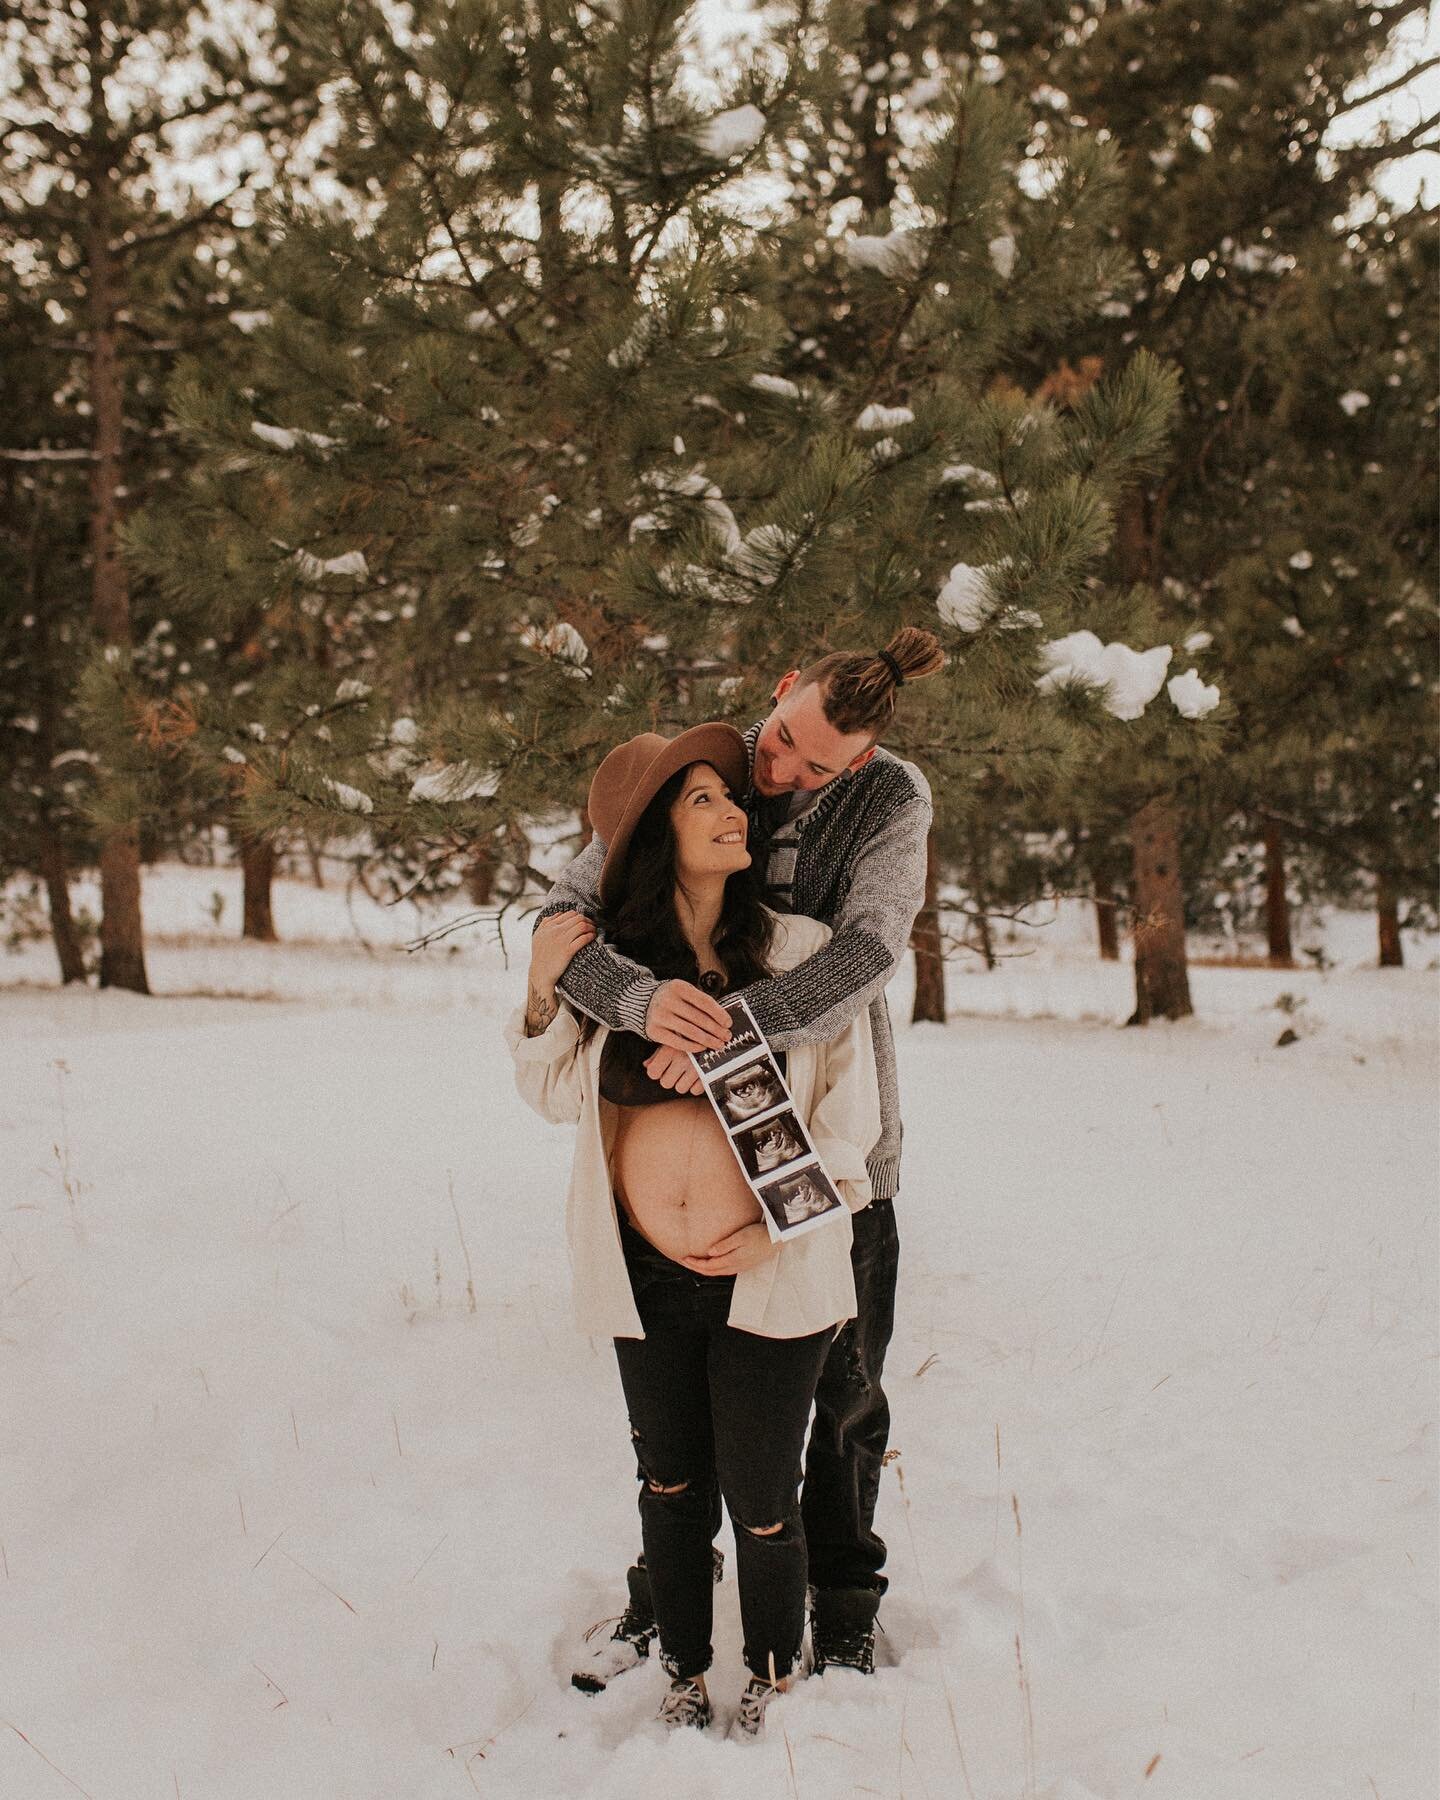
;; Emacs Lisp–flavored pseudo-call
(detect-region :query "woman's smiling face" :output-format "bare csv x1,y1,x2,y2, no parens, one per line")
668,762,751,884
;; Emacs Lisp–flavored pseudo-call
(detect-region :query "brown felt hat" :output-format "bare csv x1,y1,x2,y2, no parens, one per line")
588,724,750,910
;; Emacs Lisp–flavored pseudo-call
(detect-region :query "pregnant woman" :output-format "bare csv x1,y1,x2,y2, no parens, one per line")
505,724,880,1739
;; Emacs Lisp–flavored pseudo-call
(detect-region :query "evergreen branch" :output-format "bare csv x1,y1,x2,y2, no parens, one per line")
1329,52,1440,119
0,447,94,462
112,179,256,256
1333,118,1440,175
328,21,548,376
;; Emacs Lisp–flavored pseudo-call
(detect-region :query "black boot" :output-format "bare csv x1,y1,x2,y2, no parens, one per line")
811,1586,880,1675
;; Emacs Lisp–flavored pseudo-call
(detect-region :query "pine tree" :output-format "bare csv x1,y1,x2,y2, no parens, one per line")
1003,0,1437,1015
0,272,95,981
133,0,1204,1020
1201,203,1437,967
1,0,326,987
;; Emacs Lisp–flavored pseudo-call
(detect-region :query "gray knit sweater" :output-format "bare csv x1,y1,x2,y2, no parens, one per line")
542,720,932,1200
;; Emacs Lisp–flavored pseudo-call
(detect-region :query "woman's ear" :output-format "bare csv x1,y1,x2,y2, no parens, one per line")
772,668,801,702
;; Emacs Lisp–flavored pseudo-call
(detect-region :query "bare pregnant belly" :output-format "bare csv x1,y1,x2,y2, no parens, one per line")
612,1099,761,1261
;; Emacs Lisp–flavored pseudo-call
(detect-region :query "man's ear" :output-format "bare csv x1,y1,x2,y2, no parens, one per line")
846,745,878,774
772,669,800,702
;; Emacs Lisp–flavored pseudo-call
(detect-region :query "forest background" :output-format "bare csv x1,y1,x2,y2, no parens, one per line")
2,0,1436,1019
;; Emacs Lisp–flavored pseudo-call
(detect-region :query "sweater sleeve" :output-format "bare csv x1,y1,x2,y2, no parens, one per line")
540,836,661,1036
735,791,931,1051
805,1001,881,1213
502,1002,587,1125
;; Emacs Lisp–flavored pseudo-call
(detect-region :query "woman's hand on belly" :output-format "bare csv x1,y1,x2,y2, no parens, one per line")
676,1221,776,1278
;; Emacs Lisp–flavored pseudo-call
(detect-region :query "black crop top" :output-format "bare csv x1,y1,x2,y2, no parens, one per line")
597,968,785,1107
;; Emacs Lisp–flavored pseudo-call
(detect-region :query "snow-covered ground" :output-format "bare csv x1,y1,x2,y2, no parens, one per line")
1,864,1435,1800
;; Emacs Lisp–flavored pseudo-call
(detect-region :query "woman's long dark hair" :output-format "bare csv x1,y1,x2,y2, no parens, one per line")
584,764,774,1038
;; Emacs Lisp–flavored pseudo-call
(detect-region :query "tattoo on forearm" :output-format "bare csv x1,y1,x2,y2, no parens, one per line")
525,985,558,1037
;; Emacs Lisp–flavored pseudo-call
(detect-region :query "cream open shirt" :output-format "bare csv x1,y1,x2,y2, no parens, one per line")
504,911,882,1341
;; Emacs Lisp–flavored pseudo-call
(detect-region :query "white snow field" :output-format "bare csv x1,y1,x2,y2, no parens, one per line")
1,863,1435,1800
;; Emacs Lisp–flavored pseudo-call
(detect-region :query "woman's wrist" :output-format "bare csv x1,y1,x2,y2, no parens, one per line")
524,981,559,1037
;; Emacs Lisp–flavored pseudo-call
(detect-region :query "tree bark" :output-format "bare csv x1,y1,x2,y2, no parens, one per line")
240,834,279,941
530,3,568,298
1116,483,1189,1022
1261,815,1294,966
1094,877,1121,962
966,805,996,971
1127,796,1193,1023
853,6,896,213
87,15,149,993
910,829,946,1024
39,826,88,985
1376,871,1404,967
467,838,496,906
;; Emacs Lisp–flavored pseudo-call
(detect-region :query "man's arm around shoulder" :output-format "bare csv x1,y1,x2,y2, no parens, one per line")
538,837,657,1033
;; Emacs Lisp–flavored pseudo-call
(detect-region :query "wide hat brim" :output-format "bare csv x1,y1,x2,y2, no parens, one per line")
591,723,751,911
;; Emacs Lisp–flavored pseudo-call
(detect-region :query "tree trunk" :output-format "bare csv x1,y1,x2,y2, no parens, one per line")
304,829,326,888
1127,795,1192,1023
467,838,496,906
39,825,88,985
530,5,568,297
240,834,278,941
854,6,896,213
910,829,946,1024
967,814,996,971
1094,877,1121,962
1261,815,1294,966
1376,871,1403,968
87,27,149,994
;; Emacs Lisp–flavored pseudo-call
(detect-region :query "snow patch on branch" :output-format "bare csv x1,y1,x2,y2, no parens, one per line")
293,548,369,582
521,620,591,673
252,422,340,453
639,465,742,553
939,463,1000,490
749,373,800,399
729,522,806,584
695,104,766,160
856,403,914,431
408,761,499,803
840,229,926,278
1035,631,1172,720
938,562,999,631
1167,668,1221,718
321,777,374,814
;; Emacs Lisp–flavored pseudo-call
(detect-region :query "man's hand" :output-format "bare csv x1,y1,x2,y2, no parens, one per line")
529,909,597,992
642,1046,705,1095
643,979,732,1053
677,1221,776,1277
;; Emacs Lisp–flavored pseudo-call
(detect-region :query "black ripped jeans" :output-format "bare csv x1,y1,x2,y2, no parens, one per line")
613,1217,834,1683
801,1195,900,1596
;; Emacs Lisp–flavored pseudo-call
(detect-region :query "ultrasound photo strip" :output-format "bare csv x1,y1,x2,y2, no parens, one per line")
690,997,764,1078
689,995,847,1242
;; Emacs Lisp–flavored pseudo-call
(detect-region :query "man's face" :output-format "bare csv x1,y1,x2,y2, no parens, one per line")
751,675,876,798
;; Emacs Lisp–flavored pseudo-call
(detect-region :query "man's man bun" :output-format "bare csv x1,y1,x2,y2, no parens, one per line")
796,627,946,738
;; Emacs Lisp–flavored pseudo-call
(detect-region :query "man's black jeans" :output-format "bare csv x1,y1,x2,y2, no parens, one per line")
613,1221,833,1682
801,1195,900,1596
